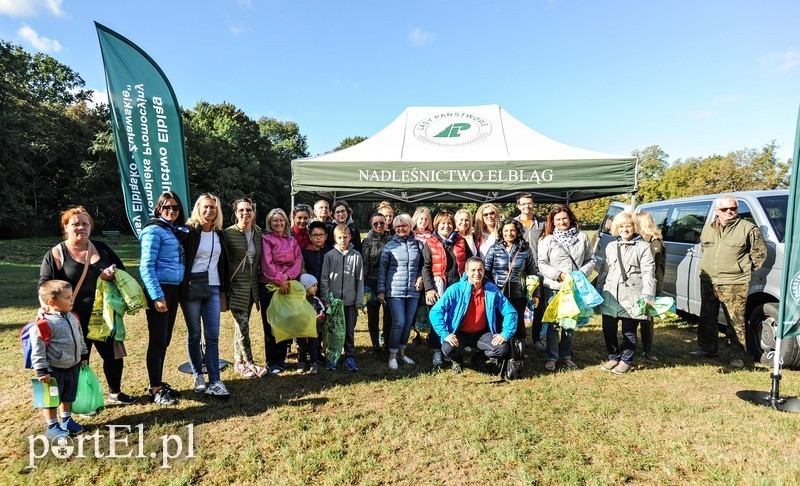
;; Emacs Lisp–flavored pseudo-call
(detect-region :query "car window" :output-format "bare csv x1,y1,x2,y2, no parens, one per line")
736,200,755,226
637,206,669,235
663,201,712,244
758,194,788,243
599,205,625,235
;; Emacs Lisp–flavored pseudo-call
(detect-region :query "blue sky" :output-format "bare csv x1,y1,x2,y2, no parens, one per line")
2,0,800,163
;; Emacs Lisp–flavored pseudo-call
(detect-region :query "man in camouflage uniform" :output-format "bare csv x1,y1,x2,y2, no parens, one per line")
693,196,767,368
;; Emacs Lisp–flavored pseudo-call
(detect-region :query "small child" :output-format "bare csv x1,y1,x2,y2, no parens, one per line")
298,273,325,374
320,224,365,371
32,280,89,440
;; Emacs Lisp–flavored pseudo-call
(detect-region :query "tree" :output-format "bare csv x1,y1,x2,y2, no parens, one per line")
184,102,268,220
335,136,367,151
632,145,669,203
258,117,309,211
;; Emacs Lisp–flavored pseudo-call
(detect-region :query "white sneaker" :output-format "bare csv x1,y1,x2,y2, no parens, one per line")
388,358,398,370
432,350,443,366
193,374,206,393
401,355,415,366
205,381,230,398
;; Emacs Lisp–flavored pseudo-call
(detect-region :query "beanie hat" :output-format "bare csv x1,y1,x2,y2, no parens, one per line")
299,273,317,290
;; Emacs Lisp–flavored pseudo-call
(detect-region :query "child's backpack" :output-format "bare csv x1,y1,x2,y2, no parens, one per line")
498,337,524,381
21,319,50,369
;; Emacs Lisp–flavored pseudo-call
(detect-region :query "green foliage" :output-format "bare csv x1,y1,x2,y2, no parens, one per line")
335,135,367,151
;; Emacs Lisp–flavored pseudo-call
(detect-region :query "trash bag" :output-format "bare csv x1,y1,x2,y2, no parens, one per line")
266,281,318,343
325,294,346,366
73,364,104,415
414,304,432,332
542,275,592,330
571,271,604,308
363,285,375,306
633,296,678,319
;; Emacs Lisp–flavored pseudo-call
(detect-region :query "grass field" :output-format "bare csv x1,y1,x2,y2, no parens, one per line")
2,236,800,484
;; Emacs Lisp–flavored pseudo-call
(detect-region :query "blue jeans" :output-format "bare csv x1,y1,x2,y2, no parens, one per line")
183,285,221,382
387,297,420,353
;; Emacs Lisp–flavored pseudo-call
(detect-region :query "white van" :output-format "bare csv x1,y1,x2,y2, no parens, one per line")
594,190,796,367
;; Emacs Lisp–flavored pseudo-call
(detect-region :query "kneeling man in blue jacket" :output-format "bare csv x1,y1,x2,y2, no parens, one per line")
430,257,518,374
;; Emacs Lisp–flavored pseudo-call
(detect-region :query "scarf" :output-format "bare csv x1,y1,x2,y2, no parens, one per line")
553,227,578,247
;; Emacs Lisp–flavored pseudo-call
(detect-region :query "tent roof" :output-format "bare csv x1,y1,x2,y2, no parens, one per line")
291,104,637,203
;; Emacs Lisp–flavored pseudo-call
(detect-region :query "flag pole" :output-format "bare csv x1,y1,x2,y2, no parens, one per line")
737,106,800,412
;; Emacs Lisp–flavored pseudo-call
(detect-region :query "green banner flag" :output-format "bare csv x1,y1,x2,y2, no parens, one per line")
95,22,190,237
778,109,800,339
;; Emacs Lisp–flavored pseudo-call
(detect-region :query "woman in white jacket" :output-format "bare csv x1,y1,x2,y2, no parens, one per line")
538,204,595,371
595,212,656,374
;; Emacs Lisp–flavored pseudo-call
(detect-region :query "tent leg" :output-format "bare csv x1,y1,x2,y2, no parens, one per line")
737,337,800,412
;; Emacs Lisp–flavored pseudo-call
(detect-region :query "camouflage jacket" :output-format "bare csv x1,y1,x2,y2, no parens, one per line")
698,217,766,285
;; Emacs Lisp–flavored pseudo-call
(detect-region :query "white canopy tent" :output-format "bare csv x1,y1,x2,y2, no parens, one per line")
291,104,638,203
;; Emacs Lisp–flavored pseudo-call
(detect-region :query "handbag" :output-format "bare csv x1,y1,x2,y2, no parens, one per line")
188,271,211,299
187,231,215,300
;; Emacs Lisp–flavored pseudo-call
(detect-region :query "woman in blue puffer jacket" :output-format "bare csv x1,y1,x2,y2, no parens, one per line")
484,219,540,341
140,191,189,406
377,214,424,370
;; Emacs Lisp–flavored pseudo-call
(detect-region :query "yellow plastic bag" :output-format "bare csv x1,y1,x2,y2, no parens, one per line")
266,281,318,342
542,275,580,323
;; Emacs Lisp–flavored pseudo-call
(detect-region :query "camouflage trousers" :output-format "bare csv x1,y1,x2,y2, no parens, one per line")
231,304,256,363
698,280,748,358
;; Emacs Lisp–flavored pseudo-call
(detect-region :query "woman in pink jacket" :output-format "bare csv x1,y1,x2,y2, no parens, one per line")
259,208,303,374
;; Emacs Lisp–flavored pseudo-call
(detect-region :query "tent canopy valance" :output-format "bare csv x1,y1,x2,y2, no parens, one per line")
291,104,637,204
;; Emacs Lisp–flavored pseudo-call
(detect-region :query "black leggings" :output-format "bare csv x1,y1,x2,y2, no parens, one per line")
145,284,180,388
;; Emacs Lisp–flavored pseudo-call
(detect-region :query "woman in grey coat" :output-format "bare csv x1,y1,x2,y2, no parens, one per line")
596,212,656,374
538,204,595,371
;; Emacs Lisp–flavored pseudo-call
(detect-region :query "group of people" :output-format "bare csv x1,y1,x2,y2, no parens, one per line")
29,190,762,438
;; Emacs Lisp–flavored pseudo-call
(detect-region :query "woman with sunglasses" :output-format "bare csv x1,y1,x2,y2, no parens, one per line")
362,212,392,355
139,191,189,405
181,194,230,398
475,203,501,259
223,198,268,378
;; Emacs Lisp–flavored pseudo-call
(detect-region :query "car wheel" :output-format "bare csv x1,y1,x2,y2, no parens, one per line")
748,302,800,368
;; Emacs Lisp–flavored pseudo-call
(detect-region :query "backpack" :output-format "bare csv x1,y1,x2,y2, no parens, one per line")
21,319,50,369
499,336,524,380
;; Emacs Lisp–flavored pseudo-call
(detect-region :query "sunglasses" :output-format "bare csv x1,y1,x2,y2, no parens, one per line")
718,207,738,213
483,211,497,217
373,222,386,227
162,205,179,211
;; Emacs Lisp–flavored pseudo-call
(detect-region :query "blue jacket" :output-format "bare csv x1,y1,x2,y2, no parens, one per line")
139,218,186,302
377,235,422,298
429,275,518,342
483,242,539,300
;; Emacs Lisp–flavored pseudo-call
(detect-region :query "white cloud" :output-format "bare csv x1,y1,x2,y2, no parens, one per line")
408,27,435,47
761,49,800,73
18,23,62,52
89,89,108,107
0,0,64,17
229,22,249,35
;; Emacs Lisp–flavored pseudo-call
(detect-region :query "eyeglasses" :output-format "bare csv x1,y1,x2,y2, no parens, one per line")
372,222,386,227
483,211,497,217
310,233,326,238
394,224,409,229
162,205,179,211
718,207,738,213
237,208,254,213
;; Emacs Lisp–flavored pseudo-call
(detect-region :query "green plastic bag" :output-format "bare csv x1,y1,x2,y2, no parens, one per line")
73,364,104,415
325,295,345,366
414,305,432,332
633,296,678,319
266,281,318,343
